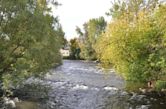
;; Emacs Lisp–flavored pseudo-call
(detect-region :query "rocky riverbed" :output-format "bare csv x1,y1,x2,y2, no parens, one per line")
1,60,166,109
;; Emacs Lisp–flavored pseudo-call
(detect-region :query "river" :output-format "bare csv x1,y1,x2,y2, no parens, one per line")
14,60,166,109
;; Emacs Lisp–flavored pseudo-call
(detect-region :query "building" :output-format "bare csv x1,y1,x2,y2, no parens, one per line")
60,48,70,57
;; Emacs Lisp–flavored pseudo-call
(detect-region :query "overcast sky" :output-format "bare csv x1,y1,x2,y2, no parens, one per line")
51,0,111,40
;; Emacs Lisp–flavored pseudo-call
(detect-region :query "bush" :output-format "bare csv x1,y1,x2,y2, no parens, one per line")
96,4,166,82
0,0,64,91
155,80,166,91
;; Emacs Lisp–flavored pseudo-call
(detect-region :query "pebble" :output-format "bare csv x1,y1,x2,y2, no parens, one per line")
120,91,128,96
4,100,16,108
13,97,20,103
3,97,21,108
136,105,150,109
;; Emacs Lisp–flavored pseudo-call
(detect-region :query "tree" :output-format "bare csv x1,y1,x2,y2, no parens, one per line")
106,0,160,19
69,38,80,59
0,0,65,91
76,17,107,60
96,0,166,82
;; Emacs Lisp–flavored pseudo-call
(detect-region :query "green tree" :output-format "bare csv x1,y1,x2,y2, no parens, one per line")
96,0,166,82
0,0,65,91
106,0,160,19
69,38,80,59
76,17,107,60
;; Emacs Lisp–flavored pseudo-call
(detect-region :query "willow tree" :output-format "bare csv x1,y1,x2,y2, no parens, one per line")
0,0,65,90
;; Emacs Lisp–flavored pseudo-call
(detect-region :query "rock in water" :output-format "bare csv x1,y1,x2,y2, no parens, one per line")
136,105,150,109
5,100,16,108
3,97,16,108
13,97,19,103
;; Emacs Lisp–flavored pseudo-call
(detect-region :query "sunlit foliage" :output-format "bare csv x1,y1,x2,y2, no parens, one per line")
96,0,166,82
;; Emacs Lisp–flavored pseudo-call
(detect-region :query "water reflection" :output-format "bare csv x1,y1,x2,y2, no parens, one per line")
14,83,51,109
16,101,39,109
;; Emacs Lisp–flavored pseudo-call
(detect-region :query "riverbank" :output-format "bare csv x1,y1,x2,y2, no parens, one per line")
12,81,166,109
0,60,166,109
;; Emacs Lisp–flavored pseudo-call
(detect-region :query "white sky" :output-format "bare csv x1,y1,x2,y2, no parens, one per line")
51,0,112,40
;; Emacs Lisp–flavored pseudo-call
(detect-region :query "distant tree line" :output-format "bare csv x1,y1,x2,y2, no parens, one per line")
69,17,107,60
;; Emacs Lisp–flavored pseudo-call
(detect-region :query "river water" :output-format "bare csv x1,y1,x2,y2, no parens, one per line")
15,60,166,109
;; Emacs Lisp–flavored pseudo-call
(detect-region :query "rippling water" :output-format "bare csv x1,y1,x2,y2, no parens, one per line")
15,60,166,109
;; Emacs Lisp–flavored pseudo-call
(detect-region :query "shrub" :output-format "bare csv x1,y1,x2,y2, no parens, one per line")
155,80,166,91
